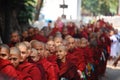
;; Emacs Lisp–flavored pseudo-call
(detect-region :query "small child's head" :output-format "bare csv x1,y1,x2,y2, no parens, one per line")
54,36,63,47
56,45,67,62
9,47,22,68
0,44,10,60
30,48,40,62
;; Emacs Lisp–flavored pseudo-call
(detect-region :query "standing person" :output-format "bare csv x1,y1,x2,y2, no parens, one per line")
56,45,80,80
31,40,58,80
16,42,42,80
109,30,119,59
0,44,17,79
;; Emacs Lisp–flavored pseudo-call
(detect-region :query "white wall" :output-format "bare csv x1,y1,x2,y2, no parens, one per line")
40,0,77,20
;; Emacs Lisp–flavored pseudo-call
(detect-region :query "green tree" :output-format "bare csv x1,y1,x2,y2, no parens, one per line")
0,0,37,43
82,0,119,16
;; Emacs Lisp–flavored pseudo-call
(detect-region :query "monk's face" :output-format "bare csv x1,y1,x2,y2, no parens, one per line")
54,38,62,47
11,32,20,43
33,44,44,58
30,50,40,62
22,31,28,38
80,40,88,48
47,41,56,53
62,28,68,36
28,28,34,37
67,38,75,50
9,54,21,68
18,46,28,62
56,47,66,60
0,47,9,60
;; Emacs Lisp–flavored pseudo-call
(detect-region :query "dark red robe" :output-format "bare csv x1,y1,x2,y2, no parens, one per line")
0,58,17,79
32,34,47,43
67,48,86,72
17,70,32,80
37,58,58,80
57,59,81,80
47,54,59,80
17,61,42,80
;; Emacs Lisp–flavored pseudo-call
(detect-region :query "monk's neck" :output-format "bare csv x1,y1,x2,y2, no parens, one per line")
61,57,66,63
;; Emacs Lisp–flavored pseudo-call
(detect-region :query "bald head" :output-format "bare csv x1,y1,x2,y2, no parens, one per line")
0,44,10,60
10,47,21,55
9,47,21,68
15,42,29,61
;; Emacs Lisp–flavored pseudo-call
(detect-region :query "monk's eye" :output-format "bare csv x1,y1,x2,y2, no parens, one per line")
21,51,26,54
0,53,7,57
31,56,35,59
13,58,17,61
9,58,17,61
59,50,62,52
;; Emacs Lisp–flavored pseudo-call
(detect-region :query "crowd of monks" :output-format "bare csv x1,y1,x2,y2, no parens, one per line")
0,17,118,80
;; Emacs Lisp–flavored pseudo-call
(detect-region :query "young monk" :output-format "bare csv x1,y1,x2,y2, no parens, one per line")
66,37,86,79
16,42,42,80
0,44,17,79
79,38,95,80
56,45,80,80
8,30,21,47
46,40,60,76
31,40,58,80
54,36,63,47
9,47,32,80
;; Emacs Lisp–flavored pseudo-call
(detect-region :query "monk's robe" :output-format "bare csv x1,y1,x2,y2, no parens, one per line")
17,70,32,80
80,31,88,39
47,54,59,79
49,27,60,37
99,33,111,75
8,42,18,47
67,48,86,72
57,59,81,80
32,34,47,43
81,46,94,64
0,58,17,79
17,61,42,80
80,47,95,80
67,25,75,36
37,58,58,80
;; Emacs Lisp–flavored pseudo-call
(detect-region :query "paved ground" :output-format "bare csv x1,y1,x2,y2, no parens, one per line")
101,60,120,80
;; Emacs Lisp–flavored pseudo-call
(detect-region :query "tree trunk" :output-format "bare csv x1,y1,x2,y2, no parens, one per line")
34,0,43,21
0,1,20,44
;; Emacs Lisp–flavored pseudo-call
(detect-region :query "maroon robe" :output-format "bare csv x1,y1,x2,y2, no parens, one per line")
17,61,42,80
47,54,59,79
37,58,58,80
32,34,47,43
17,70,32,80
67,48,86,72
57,59,81,80
0,58,17,79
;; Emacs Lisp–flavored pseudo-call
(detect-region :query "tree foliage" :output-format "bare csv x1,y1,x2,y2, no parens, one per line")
82,0,119,16
0,0,37,43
